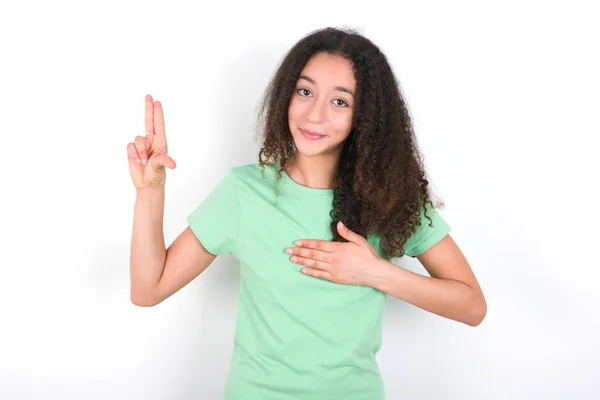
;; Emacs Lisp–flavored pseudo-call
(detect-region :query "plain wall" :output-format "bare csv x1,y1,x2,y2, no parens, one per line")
1,0,598,398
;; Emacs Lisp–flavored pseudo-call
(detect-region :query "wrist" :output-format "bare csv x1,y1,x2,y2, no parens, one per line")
364,257,394,290
136,185,165,197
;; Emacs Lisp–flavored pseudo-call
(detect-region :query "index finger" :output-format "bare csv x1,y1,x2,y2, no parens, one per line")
145,94,154,137
294,240,336,252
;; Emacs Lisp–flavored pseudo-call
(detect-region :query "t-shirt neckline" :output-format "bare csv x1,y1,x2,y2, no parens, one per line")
280,166,334,197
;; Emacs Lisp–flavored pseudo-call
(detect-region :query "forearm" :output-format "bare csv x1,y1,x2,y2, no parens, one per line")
130,187,167,301
368,259,486,326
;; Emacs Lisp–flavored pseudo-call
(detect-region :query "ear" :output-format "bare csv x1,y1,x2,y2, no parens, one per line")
337,221,366,245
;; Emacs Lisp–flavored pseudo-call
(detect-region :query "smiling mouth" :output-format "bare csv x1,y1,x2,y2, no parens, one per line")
300,129,326,140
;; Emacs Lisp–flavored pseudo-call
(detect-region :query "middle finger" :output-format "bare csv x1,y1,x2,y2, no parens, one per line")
287,247,330,264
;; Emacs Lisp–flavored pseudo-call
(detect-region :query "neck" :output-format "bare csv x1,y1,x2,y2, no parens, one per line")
285,152,340,190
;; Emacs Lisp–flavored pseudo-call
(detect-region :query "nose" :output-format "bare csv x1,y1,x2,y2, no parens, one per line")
306,96,326,123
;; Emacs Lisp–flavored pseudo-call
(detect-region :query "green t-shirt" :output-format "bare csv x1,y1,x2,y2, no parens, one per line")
187,162,451,399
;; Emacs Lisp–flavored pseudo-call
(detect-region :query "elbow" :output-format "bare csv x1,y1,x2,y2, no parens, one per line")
131,295,158,307
131,298,157,307
130,288,159,307
466,296,487,327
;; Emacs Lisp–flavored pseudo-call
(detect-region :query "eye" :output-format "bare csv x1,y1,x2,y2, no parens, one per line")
297,88,312,96
333,99,349,107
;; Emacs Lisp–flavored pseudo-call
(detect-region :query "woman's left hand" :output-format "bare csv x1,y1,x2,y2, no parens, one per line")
286,221,386,286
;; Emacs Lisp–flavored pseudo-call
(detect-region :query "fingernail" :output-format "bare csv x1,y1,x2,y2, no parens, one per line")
136,158,140,164
142,158,147,165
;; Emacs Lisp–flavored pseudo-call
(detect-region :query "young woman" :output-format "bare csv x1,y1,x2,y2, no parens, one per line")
128,27,486,400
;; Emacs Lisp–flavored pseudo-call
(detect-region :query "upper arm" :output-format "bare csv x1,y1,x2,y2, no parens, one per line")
403,204,483,294
150,168,240,305
416,234,482,293
152,226,217,305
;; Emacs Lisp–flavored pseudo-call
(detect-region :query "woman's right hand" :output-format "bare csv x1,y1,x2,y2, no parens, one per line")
127,94,177,191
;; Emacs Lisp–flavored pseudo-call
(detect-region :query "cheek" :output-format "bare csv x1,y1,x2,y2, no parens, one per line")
288,96,303,113
287,102,300,124
332,112,353,136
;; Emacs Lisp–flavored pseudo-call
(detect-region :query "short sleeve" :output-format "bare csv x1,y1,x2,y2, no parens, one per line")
187,168,240,257
403,204,451,257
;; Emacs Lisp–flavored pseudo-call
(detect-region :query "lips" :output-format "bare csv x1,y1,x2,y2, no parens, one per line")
300,129,326,140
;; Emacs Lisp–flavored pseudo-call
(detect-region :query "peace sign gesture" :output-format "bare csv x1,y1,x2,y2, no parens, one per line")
127,94,177,190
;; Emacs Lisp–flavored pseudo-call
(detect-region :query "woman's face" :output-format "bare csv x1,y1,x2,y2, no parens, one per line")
288,52,356,159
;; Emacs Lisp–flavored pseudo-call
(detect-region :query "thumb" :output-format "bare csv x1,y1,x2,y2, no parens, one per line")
149,153,177,174
337,221,365,244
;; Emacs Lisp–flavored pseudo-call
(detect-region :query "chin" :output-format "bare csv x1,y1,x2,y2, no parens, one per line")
290,136,321,155
294,142,343,159
293,144,323,158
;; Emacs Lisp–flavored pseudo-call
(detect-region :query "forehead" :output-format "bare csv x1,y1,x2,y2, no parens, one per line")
300,52,356,88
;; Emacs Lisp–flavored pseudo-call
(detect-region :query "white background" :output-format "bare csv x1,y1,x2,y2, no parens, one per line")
1,0,598,399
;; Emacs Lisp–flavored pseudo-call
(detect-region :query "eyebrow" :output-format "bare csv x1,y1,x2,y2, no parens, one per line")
298,75,355,97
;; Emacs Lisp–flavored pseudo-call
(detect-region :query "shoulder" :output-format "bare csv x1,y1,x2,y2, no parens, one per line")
228,161,281,186
403,205,451,257
230,162,261,176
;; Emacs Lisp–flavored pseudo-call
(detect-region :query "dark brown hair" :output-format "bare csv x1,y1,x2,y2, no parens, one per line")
255,26,444,260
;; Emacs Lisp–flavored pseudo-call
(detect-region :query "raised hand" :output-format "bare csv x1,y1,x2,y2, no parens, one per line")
127,94,177,190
